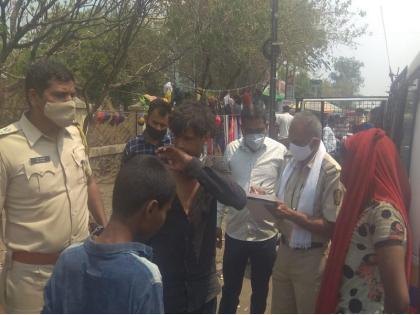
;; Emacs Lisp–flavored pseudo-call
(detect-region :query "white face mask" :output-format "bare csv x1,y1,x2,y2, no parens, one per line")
244,133,265,152
289,142,313,161
44,100,76,128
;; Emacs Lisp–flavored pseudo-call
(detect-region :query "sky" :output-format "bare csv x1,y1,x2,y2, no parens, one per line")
332,0,420,96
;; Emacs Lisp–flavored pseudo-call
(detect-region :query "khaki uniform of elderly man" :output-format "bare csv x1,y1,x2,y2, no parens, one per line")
0,61,107,313
268,111,344,314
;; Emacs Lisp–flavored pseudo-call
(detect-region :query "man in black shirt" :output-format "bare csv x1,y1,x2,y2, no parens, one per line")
151,102,247,313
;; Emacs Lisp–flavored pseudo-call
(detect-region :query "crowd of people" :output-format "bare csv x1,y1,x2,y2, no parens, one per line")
0,60,414,314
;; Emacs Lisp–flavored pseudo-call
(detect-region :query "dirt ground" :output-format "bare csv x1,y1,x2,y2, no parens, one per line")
98,182,272,314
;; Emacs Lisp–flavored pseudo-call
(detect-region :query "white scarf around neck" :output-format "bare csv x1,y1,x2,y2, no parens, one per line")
277,141,327,248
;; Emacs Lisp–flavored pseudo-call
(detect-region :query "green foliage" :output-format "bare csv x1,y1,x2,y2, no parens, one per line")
293,56,365,98
0,0,367,111
328,56,365,96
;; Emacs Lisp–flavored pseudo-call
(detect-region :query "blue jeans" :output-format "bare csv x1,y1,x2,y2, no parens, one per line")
218,235,277,314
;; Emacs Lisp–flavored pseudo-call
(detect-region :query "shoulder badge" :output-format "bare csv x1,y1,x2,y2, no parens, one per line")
334,189,343,206
0,124,19,137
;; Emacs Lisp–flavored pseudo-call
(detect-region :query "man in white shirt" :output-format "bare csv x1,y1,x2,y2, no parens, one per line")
217,105,288,314
322,125,337,154
275,105,294,145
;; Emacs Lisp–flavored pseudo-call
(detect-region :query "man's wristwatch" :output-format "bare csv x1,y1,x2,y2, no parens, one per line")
91,225,104,236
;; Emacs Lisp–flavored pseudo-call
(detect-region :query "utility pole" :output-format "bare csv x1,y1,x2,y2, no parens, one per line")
269,0,279,138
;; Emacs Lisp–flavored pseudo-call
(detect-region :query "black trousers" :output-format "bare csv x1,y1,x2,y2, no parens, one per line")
189,298,217,314
218,234,277,314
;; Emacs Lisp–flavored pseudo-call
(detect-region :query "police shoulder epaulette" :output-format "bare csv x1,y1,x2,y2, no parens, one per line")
0,124,19,137
322,157,341,176
73,123,89,151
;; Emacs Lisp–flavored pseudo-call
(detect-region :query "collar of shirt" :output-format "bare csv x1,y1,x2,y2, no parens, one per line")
84,237,153,259
19,112,72,147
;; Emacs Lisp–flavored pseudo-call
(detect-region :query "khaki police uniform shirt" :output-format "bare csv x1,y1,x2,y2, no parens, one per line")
0,113,92,253
277,153,344,244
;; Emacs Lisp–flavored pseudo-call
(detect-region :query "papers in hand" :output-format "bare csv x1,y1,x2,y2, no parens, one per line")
246,193,279,222
246,193,278,205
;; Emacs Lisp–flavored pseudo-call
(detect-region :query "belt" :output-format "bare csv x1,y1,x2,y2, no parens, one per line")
12,251,60,265
280,235,325,250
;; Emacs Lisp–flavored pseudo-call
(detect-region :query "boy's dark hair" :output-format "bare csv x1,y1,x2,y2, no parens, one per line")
25,60,74,102
241,104,268,123
112,155,175,219
169,101,216,137
148,98,172,117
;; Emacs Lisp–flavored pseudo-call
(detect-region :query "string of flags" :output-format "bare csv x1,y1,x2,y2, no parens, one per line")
92,81,267,128
94,110,147,127
94,111,127,126
111,81,267,100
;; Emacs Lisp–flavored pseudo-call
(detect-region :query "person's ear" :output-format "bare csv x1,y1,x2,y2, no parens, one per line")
144,199,159,216
28,89,43,110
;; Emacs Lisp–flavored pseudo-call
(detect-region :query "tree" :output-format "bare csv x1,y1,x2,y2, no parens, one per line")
0,0,165,125
0,0,367,125
327,56,364,96
163,0,367,92
0,1,120,73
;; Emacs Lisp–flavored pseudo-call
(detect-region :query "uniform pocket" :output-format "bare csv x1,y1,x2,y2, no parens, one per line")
23,160,61,196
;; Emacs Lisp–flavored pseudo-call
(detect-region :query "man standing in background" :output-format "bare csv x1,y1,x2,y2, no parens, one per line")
122,98,171,163
275,105,294,146
218,105,287,314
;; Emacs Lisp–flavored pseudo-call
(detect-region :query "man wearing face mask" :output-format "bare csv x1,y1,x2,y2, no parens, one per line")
0,60,107,313
270,111,344,314
122,98,172,164
218,105,287,314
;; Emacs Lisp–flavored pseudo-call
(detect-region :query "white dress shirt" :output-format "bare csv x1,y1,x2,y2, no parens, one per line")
275,112,294,140
217,137,287,241
323,125,337,153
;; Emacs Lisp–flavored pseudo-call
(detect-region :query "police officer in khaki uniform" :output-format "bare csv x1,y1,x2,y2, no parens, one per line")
269,112,344,314
0,61,107,313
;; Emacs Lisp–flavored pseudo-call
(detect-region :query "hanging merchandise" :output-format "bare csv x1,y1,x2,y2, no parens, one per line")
108,112,124,126
95,111,105,123
163,82,173,103
207,138,213,156
224,115,229,149
94,111,126,126
138,115,145,126
138,94,152,112
236,116,242,139
109,112,117,126
103,111,111,122
229,115,235,143
215,115,222,126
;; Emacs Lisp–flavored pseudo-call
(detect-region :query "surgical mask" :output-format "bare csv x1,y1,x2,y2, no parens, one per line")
244,133,265,152
145,124,167,141
44,100,76,128
289,143,313,161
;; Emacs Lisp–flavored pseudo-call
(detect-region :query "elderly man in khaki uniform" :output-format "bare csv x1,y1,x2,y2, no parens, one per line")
268,112,344,314
0,61,107,313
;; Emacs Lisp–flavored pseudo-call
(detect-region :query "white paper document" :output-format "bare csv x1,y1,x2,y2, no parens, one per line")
246,193,280,222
